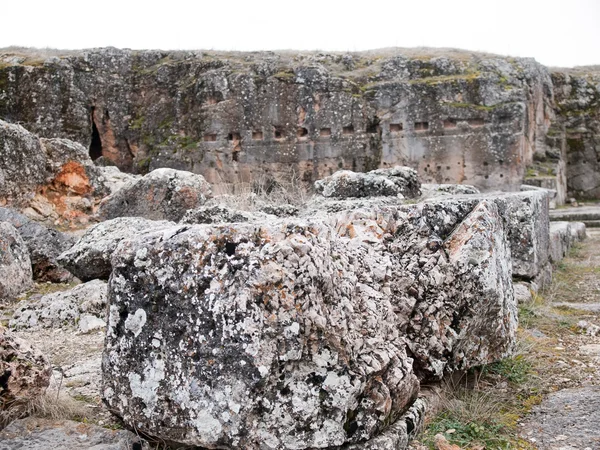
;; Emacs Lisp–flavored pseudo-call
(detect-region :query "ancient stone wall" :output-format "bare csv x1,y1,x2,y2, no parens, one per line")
0,48,553,192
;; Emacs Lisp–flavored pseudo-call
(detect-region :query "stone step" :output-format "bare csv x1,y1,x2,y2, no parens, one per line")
550,205,600,222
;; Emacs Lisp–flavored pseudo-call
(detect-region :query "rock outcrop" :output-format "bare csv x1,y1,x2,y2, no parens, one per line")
0,222,33,302
10,280,107,332
97,168,212,221
0,207,75,282
57,217,175,281
0,327,51,417
102,195,515,448
0,48,555,194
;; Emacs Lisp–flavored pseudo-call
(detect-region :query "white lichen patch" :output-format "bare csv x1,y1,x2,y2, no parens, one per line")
124,308,147,337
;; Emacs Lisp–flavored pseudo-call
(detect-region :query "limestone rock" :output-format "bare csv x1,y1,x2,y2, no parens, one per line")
0,327,51,415
0,417,147,449
314,166,421,199
421,184,480,197
102,197,515,448
0,222,33,302
513,282,533,304
549,221,573,263
97,168,212,221
0,207,75,282
10,280,107,331
569,221,587,244
57,217,175,281
0,121,47,203
94,166,141,195
180,204,271,224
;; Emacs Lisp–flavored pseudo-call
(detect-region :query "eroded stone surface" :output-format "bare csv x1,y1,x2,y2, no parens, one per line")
0,327,51,414
314,167,421,199
0,417,147,450
10,280,107,331
102,197,515,449
97,168,212,221
0,207,75,282
0,222,33,302
57,217,175,281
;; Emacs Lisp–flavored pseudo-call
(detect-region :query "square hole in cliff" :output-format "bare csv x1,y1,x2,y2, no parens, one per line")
228,132,241,141
443,119,457,129
203,133,217,142
390,123,403,133
274,128,285,140
297,127,309,140
468,118,485,127
415,122,429,131
320,128,331,137
343,125,354,135
252,131,264,140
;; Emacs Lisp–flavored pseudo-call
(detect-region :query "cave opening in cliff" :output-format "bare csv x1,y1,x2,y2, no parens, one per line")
89,109,103,160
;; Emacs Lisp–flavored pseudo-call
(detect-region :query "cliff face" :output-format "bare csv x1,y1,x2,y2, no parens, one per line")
0,47,566,192
549,67,600,199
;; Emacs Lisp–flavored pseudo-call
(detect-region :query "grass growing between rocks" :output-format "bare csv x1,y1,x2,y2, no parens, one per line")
416,233,600,449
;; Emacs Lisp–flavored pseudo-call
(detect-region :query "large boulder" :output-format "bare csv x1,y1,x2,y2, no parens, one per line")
0,417,147,449
0,207,75,282
10,280,107,333
180,204,272,224
97,168,212,221
0,222,33,302
0,327,51,418
57,217,175,281
314,166,421,199
0,121,47,203
102,197,515,449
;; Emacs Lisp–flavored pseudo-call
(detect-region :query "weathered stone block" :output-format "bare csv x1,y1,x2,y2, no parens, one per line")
0,222,33,302
57,217,175,281
549,221,573,263
102,197,515,449
97,168,212,222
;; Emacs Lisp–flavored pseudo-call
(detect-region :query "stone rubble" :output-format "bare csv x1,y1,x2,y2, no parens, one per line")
0,222,33,302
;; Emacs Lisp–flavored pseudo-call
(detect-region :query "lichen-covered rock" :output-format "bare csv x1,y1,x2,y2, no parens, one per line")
102,197,515,449
0,121,47,202
569,221,587,244
57,217,175,281
0,417,147,449
180,204,270,224
10,280,107,331
421,184,480,197
94,166,141,195
314,166,420,199
549,221,573,263
0,327,51,415
0,207,75,282
97,168,212,221
0,222,33,301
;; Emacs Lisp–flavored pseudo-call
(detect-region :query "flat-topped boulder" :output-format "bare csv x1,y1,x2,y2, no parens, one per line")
102,196,515,449
97,168,212,222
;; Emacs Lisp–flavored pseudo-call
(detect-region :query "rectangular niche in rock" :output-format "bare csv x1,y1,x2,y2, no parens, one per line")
319,128,331,137
468,118,485,127
390,123,403,133
297,127,308,140
252,131,263,140
203,133,217,142
342,125,354,135
443,119,457,129
415,121,429,131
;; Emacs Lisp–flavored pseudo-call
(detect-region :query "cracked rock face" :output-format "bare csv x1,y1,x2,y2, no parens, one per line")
97,168,212,222
0,327,51,416
102,196,515,449
57,217,175,281
0,222,33,302
0,207,75,283
10,280,107,332
314,166,421,199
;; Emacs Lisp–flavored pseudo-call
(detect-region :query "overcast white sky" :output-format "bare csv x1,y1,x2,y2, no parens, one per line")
1,0,599,67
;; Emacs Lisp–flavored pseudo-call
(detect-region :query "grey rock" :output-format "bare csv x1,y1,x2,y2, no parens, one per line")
97,168,212,221
0,207,75,282
314,166,421,199
94,166,141,195
568,221,587,244
0,328,51,417
0,222,33,302
550,205,600,222
0,417,147,449
421,184,480,197
180,204,271,224
549,222,573,263
102,197,515,448
10,280,107,331
521,386,600,449
57,217,175,281
513,282,533,304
